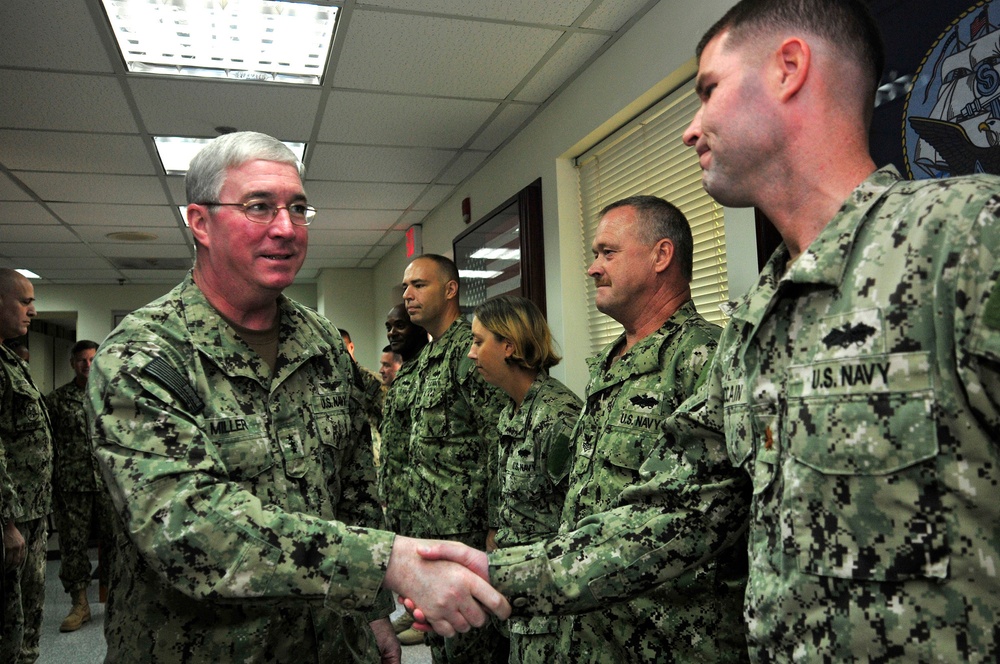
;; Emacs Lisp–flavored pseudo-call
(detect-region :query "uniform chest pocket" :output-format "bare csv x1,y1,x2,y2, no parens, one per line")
208,415,273,481
783,352,947,582
605,387,668,470
12,380,46,433
415,383,450,439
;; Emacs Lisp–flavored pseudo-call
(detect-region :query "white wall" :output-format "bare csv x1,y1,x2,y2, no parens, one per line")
371,0,747,395
315,268,382,370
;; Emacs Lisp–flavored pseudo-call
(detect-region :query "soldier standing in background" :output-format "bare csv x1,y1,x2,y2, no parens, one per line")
398,255,509,662
0,268,53,664
46,339,113,633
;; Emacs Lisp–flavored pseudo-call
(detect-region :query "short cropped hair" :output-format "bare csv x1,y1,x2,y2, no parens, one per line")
415,254,461,296
473,295,560,371
185,131,304,205
599,195,693,282
698,0,884,103
71,340,99,356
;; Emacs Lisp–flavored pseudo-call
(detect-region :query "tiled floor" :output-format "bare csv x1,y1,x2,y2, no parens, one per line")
35,541,433,663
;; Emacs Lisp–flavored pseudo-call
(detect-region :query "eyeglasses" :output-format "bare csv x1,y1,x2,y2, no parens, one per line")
197,200,316,226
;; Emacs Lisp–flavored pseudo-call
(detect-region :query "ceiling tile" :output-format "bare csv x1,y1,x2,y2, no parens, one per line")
75,225,189,244
516,33,609,103
15,173,167,205
583,0,655,31
318,91,498,148
119,269,191,283
0,71,138,133
307,230,387,247
393,210,429,230
0,131,156,175
0,0,115,72
471,103,538,150
361,0,594,24
437,150,491,185
413,184,455,211
307,181,426,209
17,256,112,270
334,11,562,98
90,243,194,259
0,201,62,226
309,144,457,183
31,269,125,283
2,225,80,242
312,209,402,230
0,174,32,202
48,203,182,228
1,242,97,258
129,78,321,140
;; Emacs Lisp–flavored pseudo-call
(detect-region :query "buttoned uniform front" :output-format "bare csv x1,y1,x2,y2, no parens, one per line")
0,343,53,664
494,371,581,664
405,317,507,663
46,380,113,595
554,300,747,664
694,167,1000,662
378,356,420,534
87,273,395,663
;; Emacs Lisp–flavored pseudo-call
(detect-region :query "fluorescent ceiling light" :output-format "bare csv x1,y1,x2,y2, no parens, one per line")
155,136,305,174
102,0,339,85
15,269,41,279
471,248,520,261
459,270,502,280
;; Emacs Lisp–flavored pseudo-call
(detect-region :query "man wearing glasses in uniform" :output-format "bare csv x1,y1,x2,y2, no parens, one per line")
87,131,507,663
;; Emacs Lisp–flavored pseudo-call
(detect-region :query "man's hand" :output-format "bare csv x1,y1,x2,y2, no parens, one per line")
397,539,498,632
369,617,401,664
383,536,509,638
3,521,25,570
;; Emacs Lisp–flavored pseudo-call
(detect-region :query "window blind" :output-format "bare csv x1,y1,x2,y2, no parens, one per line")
577,78,729,355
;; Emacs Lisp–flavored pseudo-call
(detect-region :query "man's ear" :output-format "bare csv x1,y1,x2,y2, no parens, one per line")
652,238,675,274
774,37,810,102
188,204,210,247
445,279,459,300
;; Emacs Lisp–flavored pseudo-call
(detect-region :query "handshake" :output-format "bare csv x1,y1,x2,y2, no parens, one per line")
382,536,511,638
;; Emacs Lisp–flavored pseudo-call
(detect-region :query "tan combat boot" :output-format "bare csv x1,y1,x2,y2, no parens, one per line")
59,588,91,632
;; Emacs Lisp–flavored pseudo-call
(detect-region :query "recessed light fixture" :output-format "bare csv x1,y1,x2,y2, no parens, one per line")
471,248,520,261
106,231,160,242
101,0,339,85
15,269,41,279
154,136,305,175
458,270,502,280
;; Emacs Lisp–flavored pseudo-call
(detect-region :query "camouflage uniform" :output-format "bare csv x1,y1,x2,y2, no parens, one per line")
494,371,581,664
378,357,420,534
406,318,507,663
87,274,396,663
553,300,747,663
679,167,1000,662
46,380,113,594
0,343,53,664
492,167,1000,663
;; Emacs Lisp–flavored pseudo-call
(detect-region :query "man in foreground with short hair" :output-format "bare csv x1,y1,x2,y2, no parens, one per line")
87,131,507,663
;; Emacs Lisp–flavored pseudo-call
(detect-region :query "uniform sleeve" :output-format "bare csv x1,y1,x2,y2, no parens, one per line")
0,364,23,523
489,363,750,615
88,339,396,612
959,192,1000,436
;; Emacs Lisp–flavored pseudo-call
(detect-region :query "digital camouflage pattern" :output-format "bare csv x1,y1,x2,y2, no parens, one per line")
679,167,1000,662
405,318,507,664
0,344,53,664
494,371,581,664
490,303,751,663
87,274,396,663
46,381,102,491
553,301,747,664
0,344,53,523
378,357,419,534
406,317,506,539
46,380,113,593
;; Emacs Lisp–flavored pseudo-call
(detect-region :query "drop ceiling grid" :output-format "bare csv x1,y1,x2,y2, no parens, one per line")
307,144,458,183
0,71,139,133
0,0,115,72
0,131,156,175
47,203,181,228
14,173,166,205
332,10,565,98
515,32,611,103
360,0,597,25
